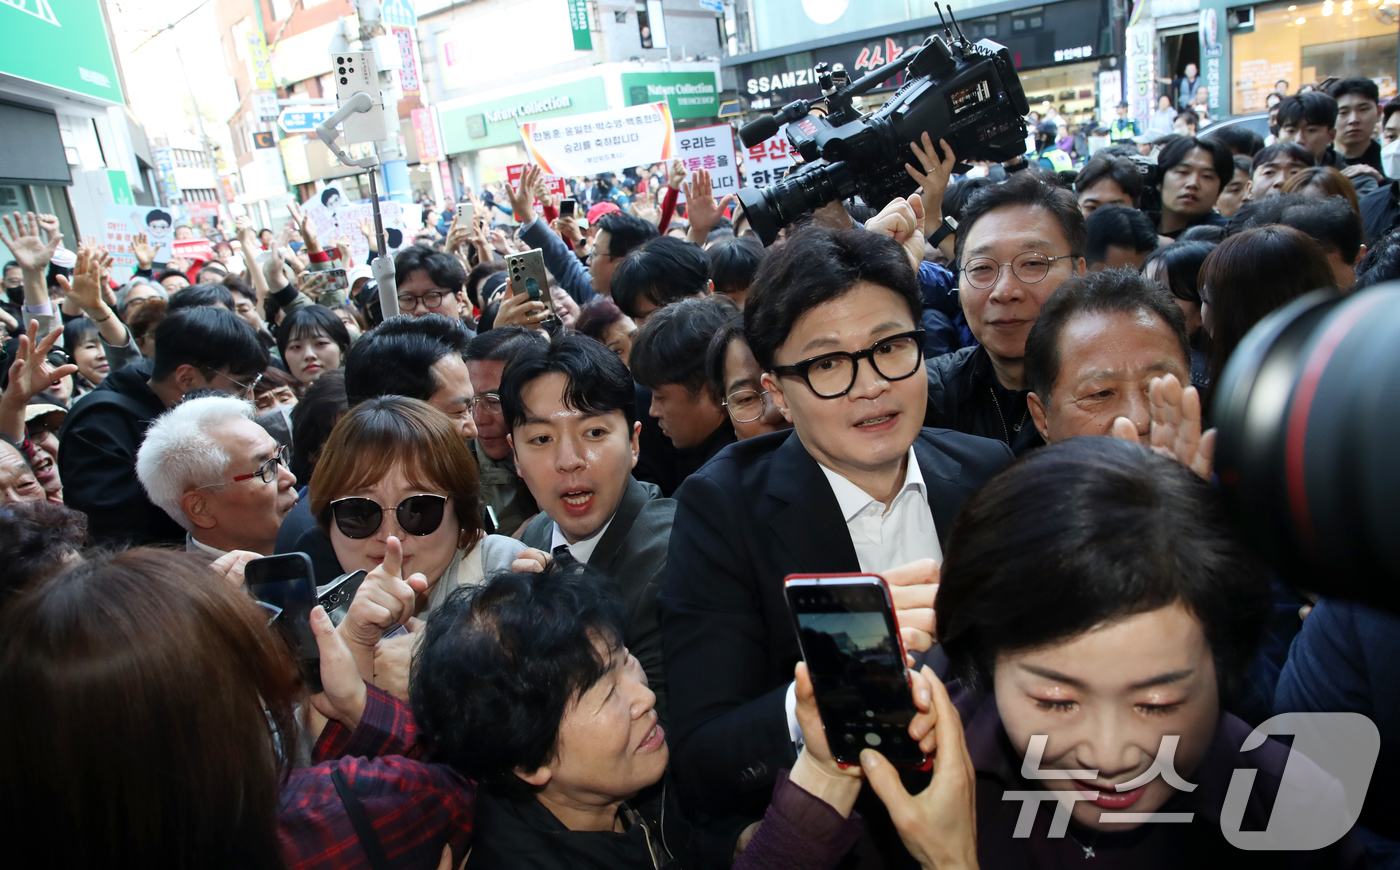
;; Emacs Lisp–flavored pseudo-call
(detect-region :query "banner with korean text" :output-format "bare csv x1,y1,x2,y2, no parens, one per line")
674,123,738,204
742,125,795,188
520,101,674,176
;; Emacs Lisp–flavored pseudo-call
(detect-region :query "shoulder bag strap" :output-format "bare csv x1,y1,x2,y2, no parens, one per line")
331,768,392,870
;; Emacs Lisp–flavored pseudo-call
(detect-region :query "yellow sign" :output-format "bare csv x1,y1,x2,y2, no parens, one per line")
247,31,277,90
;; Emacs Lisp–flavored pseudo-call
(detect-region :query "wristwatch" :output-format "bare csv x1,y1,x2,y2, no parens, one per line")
929,215,958,247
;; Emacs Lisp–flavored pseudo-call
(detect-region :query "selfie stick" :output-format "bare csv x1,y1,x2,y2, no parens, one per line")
315,93,400,319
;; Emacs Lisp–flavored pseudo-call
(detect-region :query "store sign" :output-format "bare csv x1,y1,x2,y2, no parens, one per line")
438,77,608,153
1124,21,1157,122
0,0,123,103
393,26,422,98
1097,69,1123,123
733,0,1107,103
622,71,721,119
155,148,181,202
247,31,277,90
412,107,441,162
520,101,675,176
1199,8,1223,117
485,95,573,124
674,124,739,204
569,0,593,51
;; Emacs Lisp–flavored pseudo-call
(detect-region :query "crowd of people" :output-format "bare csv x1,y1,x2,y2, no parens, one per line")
2,70,1400,870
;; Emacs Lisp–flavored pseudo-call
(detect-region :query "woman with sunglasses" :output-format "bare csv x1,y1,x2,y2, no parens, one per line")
308,396,527,694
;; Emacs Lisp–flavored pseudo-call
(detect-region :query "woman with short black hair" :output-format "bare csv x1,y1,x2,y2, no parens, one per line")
277,305,350,386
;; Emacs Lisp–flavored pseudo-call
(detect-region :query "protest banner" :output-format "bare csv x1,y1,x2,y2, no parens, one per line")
520,101,674,177
742,125,795,188
103,205,180,267
506,163,568,209
674,123,739,204
303,184,409,266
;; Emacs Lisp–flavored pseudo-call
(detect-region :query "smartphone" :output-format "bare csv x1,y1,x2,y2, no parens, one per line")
784,574,930,769
316,569,367,628
246,553,322,692
456,202,475,226
505,248,555,319
320,268,350,293
559,198,576,218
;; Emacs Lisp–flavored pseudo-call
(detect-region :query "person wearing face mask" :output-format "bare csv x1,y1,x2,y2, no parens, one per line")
705,316,791,442
927,436,1365,867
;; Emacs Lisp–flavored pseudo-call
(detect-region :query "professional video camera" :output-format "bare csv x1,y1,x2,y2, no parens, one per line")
735,5,1030,245
1213,284,1400,613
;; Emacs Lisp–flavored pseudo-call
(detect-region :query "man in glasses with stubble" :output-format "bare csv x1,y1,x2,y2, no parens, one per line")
660,224,1012,865
924,171,1089,455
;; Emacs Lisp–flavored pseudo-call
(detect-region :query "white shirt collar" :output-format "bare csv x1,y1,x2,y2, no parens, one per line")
186,532,228,560
817,446,927,521
549,513,616,566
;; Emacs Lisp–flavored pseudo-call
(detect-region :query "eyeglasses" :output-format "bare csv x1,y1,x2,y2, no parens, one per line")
772,330,926,399
46,350,72,369
328,494,449,539
397,290,454,310
203,369,264,399
469,392,502,416
199,444,289,487
960,252,1075,290
723,389,772,423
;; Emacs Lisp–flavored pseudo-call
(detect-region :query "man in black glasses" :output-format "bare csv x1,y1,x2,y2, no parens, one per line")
59,307,268,547
394,245,468,321
659,225,1012,855
925,171,1088,455
136,395,298,558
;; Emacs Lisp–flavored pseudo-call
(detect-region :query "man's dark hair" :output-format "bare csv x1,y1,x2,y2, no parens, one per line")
706,236,764,298
1023,268,1190,400
1175,107,1199,129
1328,76,1380,106
1230,153,1253,180
1235,192,1364,262
1202,123,1265,157
1250,141,1316,176
498,332,636,431
289,370,347,483
223,276,256,304
464,324,546,364
610,237,710,319
166,283,235,312
344,313,470,406
1355,228,1400,290
151,306,268,381
1277,91,1338,129
411,564,626,800
1385,100,1400,126
1083,206,1159,266
320,188,341,207
394,244,465,294
0,500,86,605
630,297,733,397
2,260,17,274
276,305,352,363
954,172,1086,269
1074,155,1144,207
936,437,1271,698
1157,136,1235,188
145,209,172,226
154,269,188,286
748,225,921,371
1176,223,1227,244
595,212,658,259
705,314,747,400
465,261,505,308
941,176,995,224
1142,239,1217,305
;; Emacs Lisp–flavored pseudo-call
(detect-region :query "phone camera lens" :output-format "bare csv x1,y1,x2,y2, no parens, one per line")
340,77,349,85
338,67,346,74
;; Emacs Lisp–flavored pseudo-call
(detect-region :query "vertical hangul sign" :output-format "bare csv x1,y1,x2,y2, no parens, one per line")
743,125,795,188
674,123,739,204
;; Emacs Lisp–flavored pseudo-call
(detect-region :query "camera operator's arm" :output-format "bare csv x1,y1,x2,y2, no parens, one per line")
864,196,928,272
907,134,958,262
514,165,597,304
1111,373,1215,481
685,168,734,246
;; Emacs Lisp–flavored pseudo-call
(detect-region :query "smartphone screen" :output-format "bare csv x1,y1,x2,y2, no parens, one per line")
321,268,349,292
246,553,321,692
785,575,927,767
560,198,576,218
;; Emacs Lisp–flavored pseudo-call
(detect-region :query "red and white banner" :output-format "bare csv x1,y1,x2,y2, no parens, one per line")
520,101,675,176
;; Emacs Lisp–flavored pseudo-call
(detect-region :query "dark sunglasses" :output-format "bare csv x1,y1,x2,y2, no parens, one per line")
328,494,448,539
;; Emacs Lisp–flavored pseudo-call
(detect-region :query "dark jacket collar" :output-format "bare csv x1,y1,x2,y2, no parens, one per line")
589,476,662,573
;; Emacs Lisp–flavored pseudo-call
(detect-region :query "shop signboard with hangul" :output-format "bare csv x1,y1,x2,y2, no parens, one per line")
674,124,738,204
743,124,795,188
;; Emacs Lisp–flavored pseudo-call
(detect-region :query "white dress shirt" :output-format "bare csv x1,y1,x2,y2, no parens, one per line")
549,514,616,566
786,447,942,743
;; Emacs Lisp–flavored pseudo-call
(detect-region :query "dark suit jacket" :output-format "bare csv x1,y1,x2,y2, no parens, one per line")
660,427,1013,820
522,476,675,722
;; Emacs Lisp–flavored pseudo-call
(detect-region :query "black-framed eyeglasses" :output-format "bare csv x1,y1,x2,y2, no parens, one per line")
771,329,926,399
398,290,453,310
199,444,288,487
960,252,1075,290
329,494,449,539
723,389,771,423
469,392,502,416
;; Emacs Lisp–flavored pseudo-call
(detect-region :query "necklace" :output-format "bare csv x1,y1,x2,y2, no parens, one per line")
1066,826,1099,859
988,386,1030,444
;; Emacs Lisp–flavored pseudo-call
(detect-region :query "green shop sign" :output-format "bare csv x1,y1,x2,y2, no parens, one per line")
621,72,719,120
0,0,123,103
439,77,609,154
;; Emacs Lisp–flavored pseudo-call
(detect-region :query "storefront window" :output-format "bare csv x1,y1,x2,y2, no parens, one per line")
1020,60,1102,126
1232,0,1399,114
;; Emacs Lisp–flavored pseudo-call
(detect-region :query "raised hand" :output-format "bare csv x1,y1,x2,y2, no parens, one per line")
4,321,77,403
508,164,541,225
339,536,430,682
494,283,549,331
668,158,688,191
56,246,105,312
906,134,957,246
1112,373,1215,480
684,168,735,243
288,201,320,252
0,211,61,273
130,232,156,269
865,195,928,271
861,668,980,870
882,557,939,656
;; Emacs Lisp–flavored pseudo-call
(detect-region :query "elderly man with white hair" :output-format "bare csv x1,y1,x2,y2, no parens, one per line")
136,395,298,558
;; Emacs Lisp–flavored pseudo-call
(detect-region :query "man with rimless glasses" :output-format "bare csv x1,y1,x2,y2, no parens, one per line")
660,225,1013,855
137,395,298,560
925,172,1088,455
